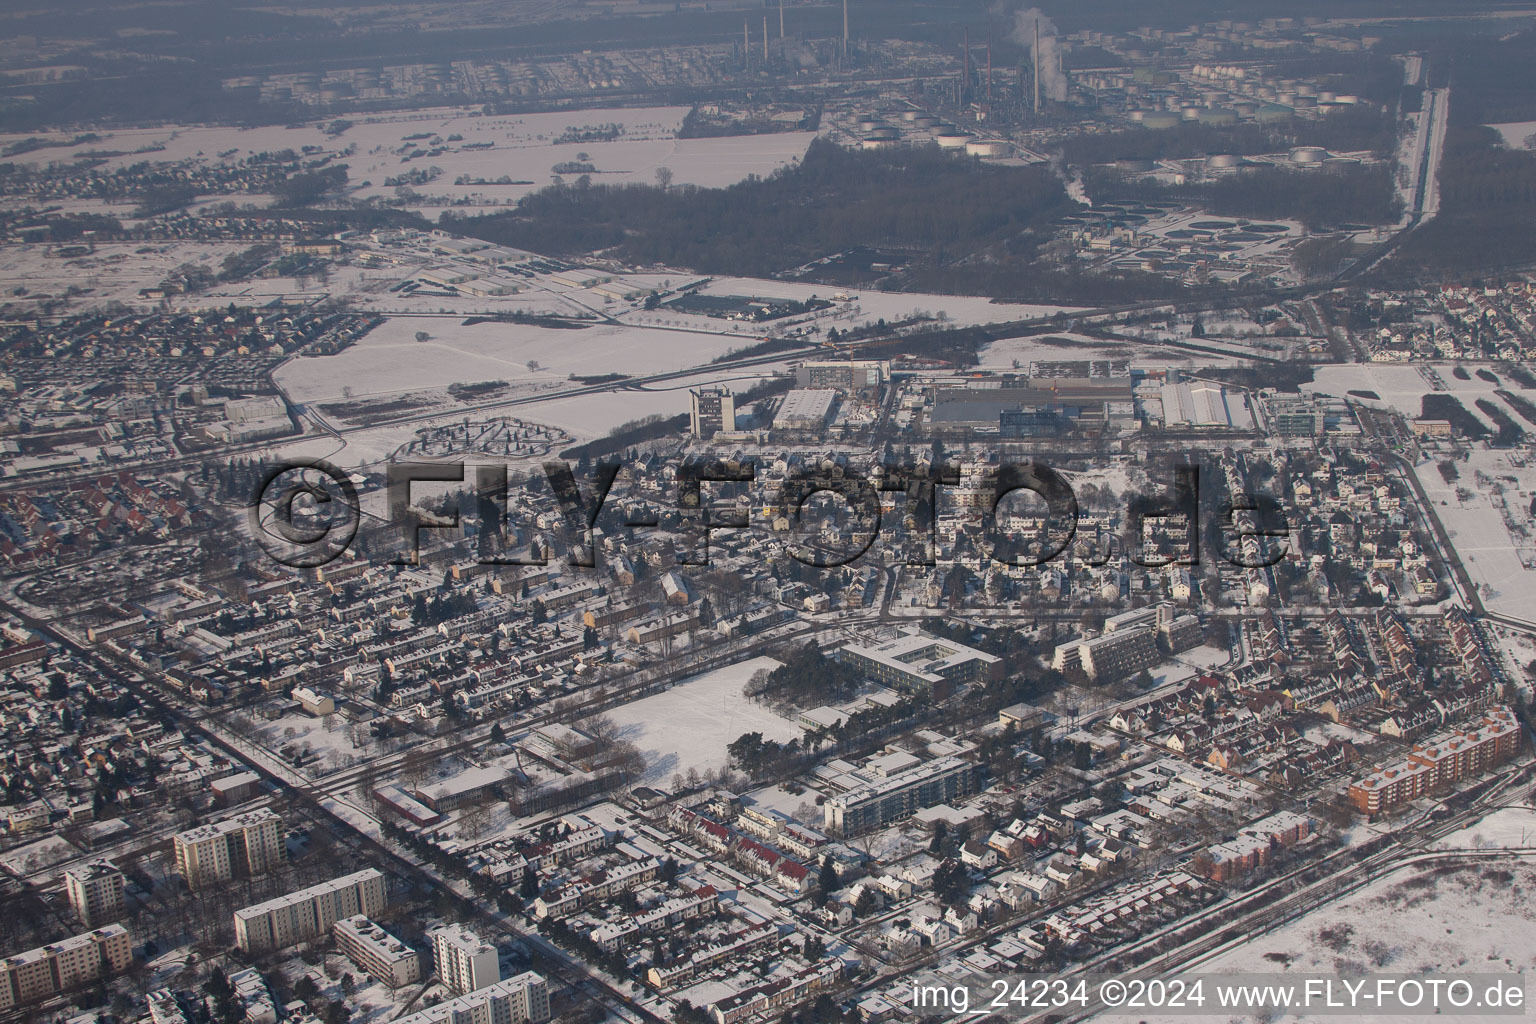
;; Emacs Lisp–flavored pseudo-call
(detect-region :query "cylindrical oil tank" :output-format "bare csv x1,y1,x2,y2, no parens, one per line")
1291,146,1327,163
965,139,1009,157
1206,153,1241,169
1141,111,1181,129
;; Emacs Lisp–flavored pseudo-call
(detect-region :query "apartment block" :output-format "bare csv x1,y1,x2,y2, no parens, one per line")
823,755,978,835
389,972,550,1024
234,869,387,953
1347,707,1522,815
173,808,284,890
333,916,420,988
64,859,126,928
431,923,500,995
1051,624,1159,681
0,924,133,1011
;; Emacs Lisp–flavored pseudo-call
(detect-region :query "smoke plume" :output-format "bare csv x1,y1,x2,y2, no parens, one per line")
1006,7,1067,103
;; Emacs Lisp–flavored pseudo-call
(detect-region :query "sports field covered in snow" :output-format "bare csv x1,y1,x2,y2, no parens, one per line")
606,655,796,784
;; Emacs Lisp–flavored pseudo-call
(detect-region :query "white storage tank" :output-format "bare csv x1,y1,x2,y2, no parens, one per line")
965,139,1009,157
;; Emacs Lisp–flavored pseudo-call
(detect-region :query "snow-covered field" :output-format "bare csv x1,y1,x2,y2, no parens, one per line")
247,709,371,775
606,655,796,784
1432,805,1536,850
0,106,815,218
1488,120,1536,150
1147,644,1231,687
276,316,751,405
1130,851,1536,1024
1305,362,1520,427
1413,448,1536,623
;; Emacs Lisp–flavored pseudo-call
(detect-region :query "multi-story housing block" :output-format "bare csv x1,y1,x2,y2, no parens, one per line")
0,925,133,1011
234,869,387,953
64,860,126,928
333,917,420,988
173,809,283,890
431,923,500,995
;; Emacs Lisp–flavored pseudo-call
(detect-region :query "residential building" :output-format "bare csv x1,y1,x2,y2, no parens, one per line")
173,808,284,890
690,386,736,438
431,923,500,995
388,972,550,1024
0,925,133,1011
234,869,387,953
1347,707,1522,815
333,916,420,988
1051,625,1159,681
64,860,125,928
823,756,979,834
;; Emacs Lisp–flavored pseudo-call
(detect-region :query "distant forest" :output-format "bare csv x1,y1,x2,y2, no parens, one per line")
1060,104,1401,166
447,140,1191,304
1087,162,1401,231
448,139,1069,274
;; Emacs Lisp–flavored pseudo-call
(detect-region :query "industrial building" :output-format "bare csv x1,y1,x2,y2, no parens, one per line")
772,389,838,432
333,916,421,988
387,972,550,1024
689,385,736,439
795,359,889,393
233,869,388,953
64,860,126,929
927,370,1135,434
173,808,284,890
1158,378,1255,429
431,923,501,995
0,925,133,1011
838,628,1001,700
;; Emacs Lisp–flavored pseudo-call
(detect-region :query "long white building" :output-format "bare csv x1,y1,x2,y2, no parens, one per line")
390,972,550,1024
0,924,133,1011
234,869,387,953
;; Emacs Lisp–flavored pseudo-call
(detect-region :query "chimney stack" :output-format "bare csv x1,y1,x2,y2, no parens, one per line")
1033,17,1040,114
963,28,970,103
